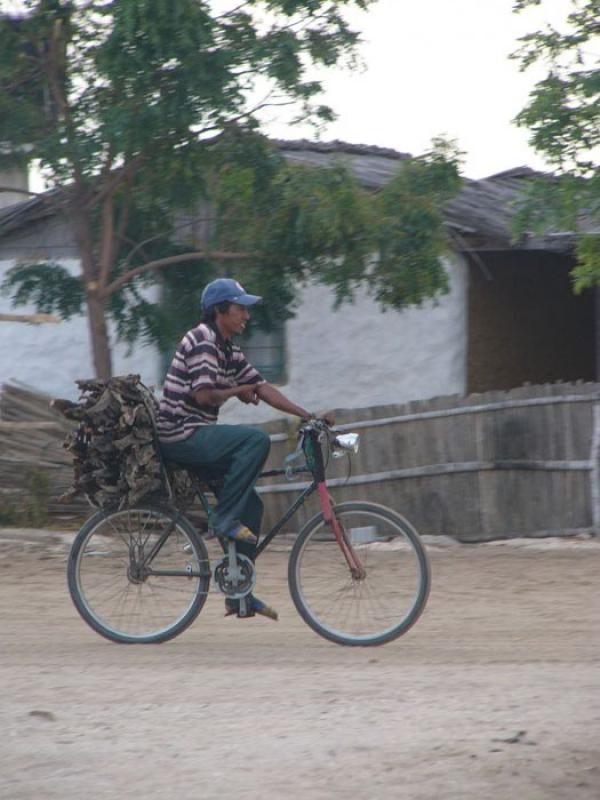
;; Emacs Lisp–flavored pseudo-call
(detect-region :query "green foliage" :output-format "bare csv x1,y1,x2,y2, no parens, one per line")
0,0,373,179
0,1,462,375
2,132,463,356
202,134,463,316
512,0,600,286
572,235,600,292
1,262,83,318
261,162,373,288
371,139,462,308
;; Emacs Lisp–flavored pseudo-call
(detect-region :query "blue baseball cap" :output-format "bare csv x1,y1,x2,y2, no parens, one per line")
201,278,262,311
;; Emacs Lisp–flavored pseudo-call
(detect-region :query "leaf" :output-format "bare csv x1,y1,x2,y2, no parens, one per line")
1,262,84,319
572,235,600,292
511,0,599,288
0,1,461,374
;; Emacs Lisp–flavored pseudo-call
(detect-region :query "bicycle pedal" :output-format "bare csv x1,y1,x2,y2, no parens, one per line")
238,597,250,617
224,598,255,619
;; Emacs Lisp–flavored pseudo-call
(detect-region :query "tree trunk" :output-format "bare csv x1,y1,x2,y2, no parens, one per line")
595,286,600,382
72,207,113,381
87,292,112,380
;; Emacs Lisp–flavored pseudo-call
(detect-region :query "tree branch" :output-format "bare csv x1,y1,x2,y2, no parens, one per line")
120,230,171,270
43,19,69,119
98,193,115,288
118,214,220,270
103,250,254,296
92,155,144,208
0,313,60,324
114,191,132,249
193,96,297,140
214,1,253,20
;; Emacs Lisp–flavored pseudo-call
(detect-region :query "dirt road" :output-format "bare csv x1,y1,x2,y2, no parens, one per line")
0,529,599,800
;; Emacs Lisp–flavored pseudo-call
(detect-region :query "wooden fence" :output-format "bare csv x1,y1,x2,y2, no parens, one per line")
257,382,600,542
2,381,599,541
0,384,83,522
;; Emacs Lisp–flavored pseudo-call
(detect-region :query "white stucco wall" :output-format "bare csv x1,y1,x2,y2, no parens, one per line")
0,259,161,400
1,254,468,413
220,254,469,423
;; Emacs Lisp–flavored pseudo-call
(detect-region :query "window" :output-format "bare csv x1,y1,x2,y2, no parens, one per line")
241,324,287,384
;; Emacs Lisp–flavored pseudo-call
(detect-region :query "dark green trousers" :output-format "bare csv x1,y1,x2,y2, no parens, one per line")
160,424,271,554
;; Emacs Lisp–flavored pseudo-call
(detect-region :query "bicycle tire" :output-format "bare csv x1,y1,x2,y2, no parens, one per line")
68,505,210,644
288,501,430,647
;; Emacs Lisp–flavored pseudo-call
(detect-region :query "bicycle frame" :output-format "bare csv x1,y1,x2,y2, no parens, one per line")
138,432,317,574
238,426,364,576
174,428,322,558
254,479,317,557
143,425,364,578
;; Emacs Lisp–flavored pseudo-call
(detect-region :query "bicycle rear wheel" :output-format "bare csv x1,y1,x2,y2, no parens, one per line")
288,501,430,646
68,505,210,644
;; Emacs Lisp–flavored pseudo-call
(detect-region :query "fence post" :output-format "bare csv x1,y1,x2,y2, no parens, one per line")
591,401,600,535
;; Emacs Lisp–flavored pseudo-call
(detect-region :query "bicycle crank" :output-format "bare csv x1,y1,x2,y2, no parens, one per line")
213,544,256,601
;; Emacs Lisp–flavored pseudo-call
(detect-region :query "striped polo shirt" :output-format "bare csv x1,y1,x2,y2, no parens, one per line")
157,323,264,443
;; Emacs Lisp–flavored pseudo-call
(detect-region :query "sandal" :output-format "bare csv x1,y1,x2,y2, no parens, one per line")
224,594,278,621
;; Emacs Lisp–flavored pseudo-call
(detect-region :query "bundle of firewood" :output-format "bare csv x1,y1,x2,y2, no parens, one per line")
53,374,189,509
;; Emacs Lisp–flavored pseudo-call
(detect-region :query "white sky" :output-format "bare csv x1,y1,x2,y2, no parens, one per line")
262,0,577,179
15,0,580,188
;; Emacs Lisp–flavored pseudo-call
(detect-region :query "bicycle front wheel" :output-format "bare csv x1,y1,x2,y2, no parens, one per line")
288,501,430,646
68,505,211,644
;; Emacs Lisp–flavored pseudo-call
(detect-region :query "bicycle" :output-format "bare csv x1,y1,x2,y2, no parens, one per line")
67,419,431,647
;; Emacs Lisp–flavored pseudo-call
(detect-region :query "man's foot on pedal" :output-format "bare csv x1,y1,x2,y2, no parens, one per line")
224,594,278,621
221,523,257,546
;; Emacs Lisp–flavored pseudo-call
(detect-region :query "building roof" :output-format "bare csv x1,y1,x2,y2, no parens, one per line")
277,140,576,252
276,138,411,190
0,140,582,253
0,188,61,238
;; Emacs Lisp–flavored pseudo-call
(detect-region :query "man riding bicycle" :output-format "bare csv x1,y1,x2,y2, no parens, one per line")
157,277,332,621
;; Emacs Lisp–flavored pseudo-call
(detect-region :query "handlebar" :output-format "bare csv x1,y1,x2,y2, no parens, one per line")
298,417,333,437
280,418,359,481
297,418,360,456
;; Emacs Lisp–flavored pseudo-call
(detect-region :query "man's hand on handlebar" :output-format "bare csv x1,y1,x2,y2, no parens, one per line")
300,411,336,429
320,411,336,427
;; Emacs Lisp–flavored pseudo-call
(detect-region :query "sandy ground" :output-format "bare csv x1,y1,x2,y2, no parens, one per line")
0,527,599,800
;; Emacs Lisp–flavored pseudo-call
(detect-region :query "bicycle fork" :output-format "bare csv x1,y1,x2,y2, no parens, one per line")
317,482,366,580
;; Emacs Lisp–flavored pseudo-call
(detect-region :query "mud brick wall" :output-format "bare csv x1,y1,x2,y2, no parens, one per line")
467,252,595,393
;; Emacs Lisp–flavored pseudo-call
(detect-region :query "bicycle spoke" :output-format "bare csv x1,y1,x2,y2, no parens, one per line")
71,507,210,642
290,504,429,645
